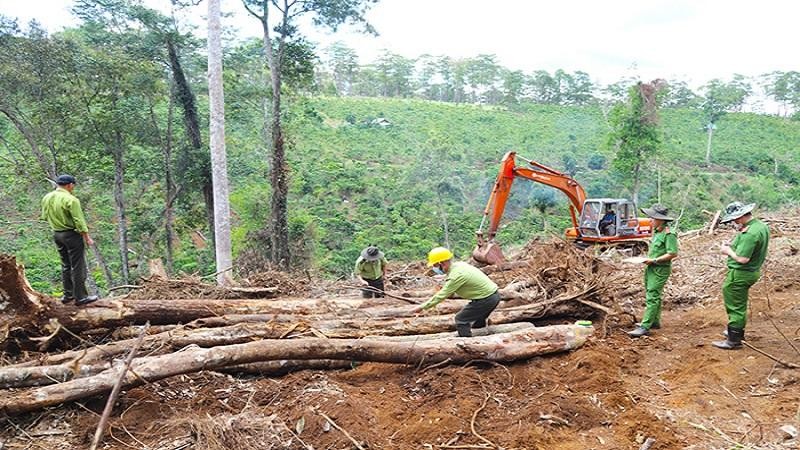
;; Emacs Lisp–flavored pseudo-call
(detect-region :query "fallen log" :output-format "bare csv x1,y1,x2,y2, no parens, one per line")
1,324,538,388
0,324,594,416
222,359,355,375
365,323,533,341
0,255,417,344
222,324,533,375
5,283,597,375
178,292,593,343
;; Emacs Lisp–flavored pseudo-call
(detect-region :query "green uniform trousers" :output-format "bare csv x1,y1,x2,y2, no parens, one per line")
722,268,760,329
641,265,671,329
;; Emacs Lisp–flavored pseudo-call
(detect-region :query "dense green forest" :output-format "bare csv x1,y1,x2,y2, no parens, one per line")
1,4,799,295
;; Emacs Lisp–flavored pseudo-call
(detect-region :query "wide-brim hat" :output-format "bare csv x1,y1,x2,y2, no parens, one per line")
640,204,675,221
361,246,383,261
720,202,756,223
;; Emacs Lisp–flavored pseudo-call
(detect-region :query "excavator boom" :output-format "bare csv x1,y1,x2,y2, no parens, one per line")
474,152,587,264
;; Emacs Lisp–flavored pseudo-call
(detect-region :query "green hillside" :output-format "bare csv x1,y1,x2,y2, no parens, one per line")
226,97,799,273
3,96,799,292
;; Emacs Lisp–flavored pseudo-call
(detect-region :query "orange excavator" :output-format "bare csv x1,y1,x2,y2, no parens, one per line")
473,151,653,265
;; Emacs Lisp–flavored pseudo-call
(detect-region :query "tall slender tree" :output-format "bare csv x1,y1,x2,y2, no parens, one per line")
241,0,377,269
208,0,232,285
700,75,751,165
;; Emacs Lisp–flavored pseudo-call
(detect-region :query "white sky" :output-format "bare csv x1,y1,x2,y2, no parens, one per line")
2,0,799,90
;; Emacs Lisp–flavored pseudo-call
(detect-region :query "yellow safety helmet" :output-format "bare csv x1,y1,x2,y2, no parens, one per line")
427,247,453,266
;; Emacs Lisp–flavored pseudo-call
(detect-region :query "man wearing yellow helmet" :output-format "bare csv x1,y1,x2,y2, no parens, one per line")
413,247,501,337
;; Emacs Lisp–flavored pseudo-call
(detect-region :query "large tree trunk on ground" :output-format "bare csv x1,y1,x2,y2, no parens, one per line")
0,324,535,389
0,324,593,416
223,359,354,376
1,256,596,347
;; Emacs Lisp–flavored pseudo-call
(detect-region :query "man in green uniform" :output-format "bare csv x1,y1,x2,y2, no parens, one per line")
628,204,679,338
712,202,770,350
413,247,500,337
354,246,388,298
41,175,98,305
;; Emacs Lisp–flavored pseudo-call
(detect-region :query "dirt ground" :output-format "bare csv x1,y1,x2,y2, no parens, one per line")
2,219,799,449
4,290,799,449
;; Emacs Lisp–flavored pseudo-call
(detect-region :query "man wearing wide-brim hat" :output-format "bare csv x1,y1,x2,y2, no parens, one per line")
354,245,388,298
712,201,770,350
628,204,679,338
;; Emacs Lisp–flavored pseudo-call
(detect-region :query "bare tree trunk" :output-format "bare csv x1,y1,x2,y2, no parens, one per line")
166,36,215,252
0,325,593,416
111,139,130,285
0,107,57,179
261,8,291,269
87,242,113,292
705,124,714,166
208,0,233,285
164,91,176,274
632,161,641,206
436,190,451,249
657,164,662,204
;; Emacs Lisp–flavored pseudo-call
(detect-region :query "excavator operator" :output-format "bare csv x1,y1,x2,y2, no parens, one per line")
599,209,617,236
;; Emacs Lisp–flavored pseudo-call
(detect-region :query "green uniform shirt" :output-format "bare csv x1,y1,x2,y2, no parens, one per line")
354,256,387,280
41,187,89,233
421,261,498,309
727,218,770,271
648,226,679,266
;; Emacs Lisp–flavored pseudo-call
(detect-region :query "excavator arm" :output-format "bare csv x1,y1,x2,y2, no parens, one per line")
474,151,587,264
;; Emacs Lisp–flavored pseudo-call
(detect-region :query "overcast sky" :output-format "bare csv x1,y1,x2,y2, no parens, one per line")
3,0,798,89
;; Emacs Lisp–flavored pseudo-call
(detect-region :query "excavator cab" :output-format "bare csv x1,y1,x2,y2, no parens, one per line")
578,199,640,239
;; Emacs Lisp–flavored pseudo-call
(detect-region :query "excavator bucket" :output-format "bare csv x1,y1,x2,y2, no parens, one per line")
472,240,507,265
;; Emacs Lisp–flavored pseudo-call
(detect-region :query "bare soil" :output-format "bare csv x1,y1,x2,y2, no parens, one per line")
2,219,799,449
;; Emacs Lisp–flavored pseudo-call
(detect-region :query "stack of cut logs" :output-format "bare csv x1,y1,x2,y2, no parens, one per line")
0,250,607,417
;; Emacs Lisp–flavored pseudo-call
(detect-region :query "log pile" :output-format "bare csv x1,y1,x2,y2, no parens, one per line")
8,210,795,419
0,250,606,417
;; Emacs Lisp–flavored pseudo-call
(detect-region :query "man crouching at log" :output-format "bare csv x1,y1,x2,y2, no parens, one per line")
413,247,501,337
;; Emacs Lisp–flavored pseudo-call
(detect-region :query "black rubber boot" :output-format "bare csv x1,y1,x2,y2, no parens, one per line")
712,326,743,350
456,324,472,337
